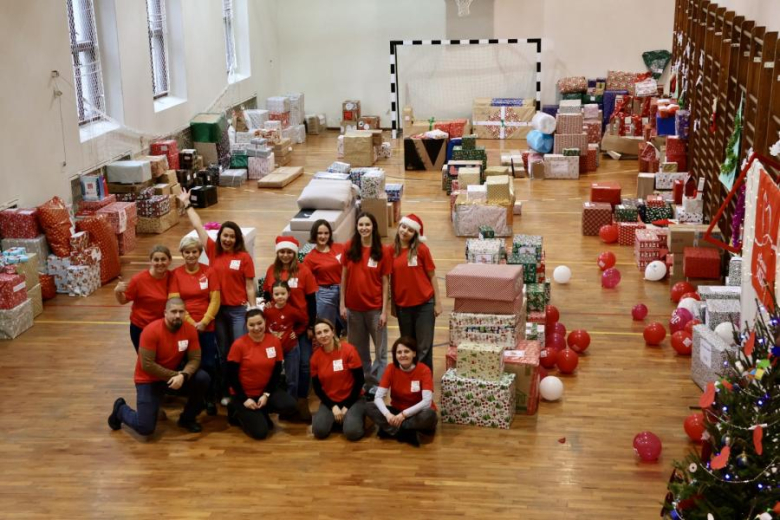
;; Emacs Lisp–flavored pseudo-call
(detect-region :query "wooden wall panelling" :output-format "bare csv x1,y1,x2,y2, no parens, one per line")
741,25,766,155
753,37,779,153
768,41,780,156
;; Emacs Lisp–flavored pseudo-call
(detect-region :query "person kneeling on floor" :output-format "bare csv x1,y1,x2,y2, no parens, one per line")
108,298,210,435
366,337,437,447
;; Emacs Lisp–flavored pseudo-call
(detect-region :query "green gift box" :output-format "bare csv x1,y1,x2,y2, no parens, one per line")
506,253,538,283
230,154,248,169
478,225,494,239
645,205,673,223
526,283,546,312
452,146,487,171
190,113,228,143
583,94,603,104
615,204,638,223
562,148,580,157
562,92,584,101
512,234,543,261
462,134,477,150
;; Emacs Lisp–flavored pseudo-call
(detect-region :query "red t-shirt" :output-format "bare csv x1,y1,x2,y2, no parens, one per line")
310,341,362,403
169,264,220,332
206,237,255,306
391,243,436,308
263,303,308,353
126,270,170,328
303,243,345,286
341,242,392,311
263,264,318,320
134,319,200,384
227,333,283,397
378,363,436,412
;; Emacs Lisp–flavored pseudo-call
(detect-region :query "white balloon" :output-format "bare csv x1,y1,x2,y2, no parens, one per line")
540,376,564,401
644,261,667,281
677,297,699,315
531,111,557,134
553,265,572,284
715,322,736,345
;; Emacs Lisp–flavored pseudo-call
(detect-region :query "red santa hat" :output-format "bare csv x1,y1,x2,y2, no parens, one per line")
275,236,299,253
399,214,426,241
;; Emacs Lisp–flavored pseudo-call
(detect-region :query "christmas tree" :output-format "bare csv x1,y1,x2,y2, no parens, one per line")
664,309,780,519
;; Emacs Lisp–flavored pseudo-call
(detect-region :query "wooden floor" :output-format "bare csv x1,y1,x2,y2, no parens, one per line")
0,131,698,519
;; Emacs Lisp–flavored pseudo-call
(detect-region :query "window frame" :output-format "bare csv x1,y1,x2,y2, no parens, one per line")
146,0,170,99
223,0,237,77
66,0,106,125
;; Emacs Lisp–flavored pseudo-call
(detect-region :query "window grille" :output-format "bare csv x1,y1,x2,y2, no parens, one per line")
146,0,169,98
223,0,237,76
66,0,106,124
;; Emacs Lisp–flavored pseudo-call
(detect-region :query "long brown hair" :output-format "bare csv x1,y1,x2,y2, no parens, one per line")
273,247,299,281
393,224,420,262
347,212,383,263
216,221,246,255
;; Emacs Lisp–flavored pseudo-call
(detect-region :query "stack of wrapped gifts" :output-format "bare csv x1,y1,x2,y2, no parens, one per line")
241,137,275,180
150,139,179,170
134,186,180,234
47,231,101,297
358,169,389,238
305,113,327,135
691,324,738,390
634,229,665,272
2,247,42,318
667,224,724,284
190,113,231,170
441,159,482,196
96,201,138,255
471,98,534,140
341,100,361,132
452,189,514,237
0,263,34,340
283,92,306,143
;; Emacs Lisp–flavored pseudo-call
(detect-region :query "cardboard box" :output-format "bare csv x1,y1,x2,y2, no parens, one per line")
600,134,643,157
360,196,389,237
669,225,724,253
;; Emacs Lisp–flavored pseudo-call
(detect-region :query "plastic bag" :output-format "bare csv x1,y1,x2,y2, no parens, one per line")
526,130,554,154
642,50,672,80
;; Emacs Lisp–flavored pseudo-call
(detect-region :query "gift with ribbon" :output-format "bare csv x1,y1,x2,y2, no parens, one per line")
472,102,534,140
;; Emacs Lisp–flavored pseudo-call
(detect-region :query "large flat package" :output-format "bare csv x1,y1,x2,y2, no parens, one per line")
283,206,356,244
290,208,353,232
296,179,356,211
256,167,303,189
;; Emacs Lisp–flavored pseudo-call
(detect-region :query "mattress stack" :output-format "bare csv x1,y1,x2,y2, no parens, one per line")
281,179,358,244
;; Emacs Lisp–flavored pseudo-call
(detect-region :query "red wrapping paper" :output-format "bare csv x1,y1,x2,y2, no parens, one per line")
618,222,646,246
117,225,137,255
453,294,525,315
150,140,179,170
37,197,73,258
75,215,121,285
646,195,666,208
96,202,137,234
683,247,721,279
70,231,89,252
0,208,42,239
590,182,622,207
269,111,290,129
39,273,56,300
584,121,602,144
0,272,28,310
673,180,684,204
446,264,524,302
78,194,117,216
582,202,613,236
527,311,545,324
586,146,598,171
666,136,686,157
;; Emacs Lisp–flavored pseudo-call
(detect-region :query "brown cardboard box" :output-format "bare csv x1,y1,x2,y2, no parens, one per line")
637,173,655,199
170,183,182,196
668,225,724,253
273,138,292,153
530,161,545,179
153,183,173,196
107,179,154,195
340,120,359,134
344,132,375,167
142,155,169,177
347,129,383,147
360,196,389,237
600,134,643,157
387,202,396,227
357,116,381,130
159,170,177,184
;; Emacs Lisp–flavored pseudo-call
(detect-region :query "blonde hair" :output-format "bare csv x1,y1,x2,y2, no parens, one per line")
179,235,204,253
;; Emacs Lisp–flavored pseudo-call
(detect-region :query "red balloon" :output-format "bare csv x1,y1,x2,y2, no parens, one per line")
671,331,693,355
671,281,696,303
643,322,666,345
539,366,549,380
633,431,663,462
680,292,700,301
547,333,566,351
556,348,579,373
631,303,648,320
684,319,702,335
669,308,693,334
545,305,560,327
599,224,619,243
683,414,706,442
601,267,621,288
548,322,566,338
567,329,591,353
597,251,616,271
539,348,558,369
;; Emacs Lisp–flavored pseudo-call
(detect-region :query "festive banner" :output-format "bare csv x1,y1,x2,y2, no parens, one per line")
751,167,780,310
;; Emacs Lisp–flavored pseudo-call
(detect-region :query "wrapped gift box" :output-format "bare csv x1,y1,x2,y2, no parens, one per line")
696,285,741,302
150,140,179,170
451,146,488,171
691,324,736,390
511,234,543,261
446,345,458,370
404,136,448,171
484,166,510,179
305,114,326,135
248,154,275,180
669,224,723,253
644,205,673,223
28,284,42,317
95,202,135,234
361,170,386,199
267,96,290,113
219,169,247,187
39,274,55,300
590,182,621,207
507,253,538,283
461,134,477,150
0,299,34,340
618,221,646,246
615,204,638,223
452,200,513,238
194,137,231,170
544,154,579,179
385,183,403,202
655,172,687,190
191,113,228,143
449,317,525,350
683,196,704,214
586,144,599,171
666,136,687,157
142,155,169,178
0,272,28,309
453,293,525,315
557,113,584,134
582,202,613,236
455,342,505,381
727,256,742,286
646,195,665,208
0,209,42,239
466,238,505,264
189,186,218,209
440,369,516,429
136,195,171,218
525,323,545,346
269,111,291,129
526,283,547,312
584,121,602,144
472,103,534,140
117,226,136,255
683,247,721,279
675,206,703,224
553,133,588,156
485,175,513,204
446,264,523,303
1,236,50,272
342,99,361,121
661,161,678,173
503,341,540,415
136,210,179,234
458,168,481,188
9,253,39,289
704,299,740,330
284,92,304,126
558,100,582,114
105,161,152,184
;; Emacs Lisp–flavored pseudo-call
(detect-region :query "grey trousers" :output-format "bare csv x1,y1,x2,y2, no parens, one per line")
396,298,436,371
347,308,387,387
366,402,438,435
312,398,367,441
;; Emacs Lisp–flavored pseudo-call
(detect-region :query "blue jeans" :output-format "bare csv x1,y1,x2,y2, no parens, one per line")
117,370,210,436
396,298,436,371
130,324,144,352
283,345,300,398
199,331,219,400
297,334,313,398
316,285,345,333
215,305,247,394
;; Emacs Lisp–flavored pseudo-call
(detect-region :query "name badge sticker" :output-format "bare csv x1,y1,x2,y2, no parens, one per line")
229,259,241,270
408,255,418,267
411,380,421,392
178,340,189,352
266,347,277,359
367,258,378,268
332,359,344,372
288,277,299,288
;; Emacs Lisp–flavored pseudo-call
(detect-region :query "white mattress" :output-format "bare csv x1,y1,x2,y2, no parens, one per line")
290,208,350,232
283,206,356,244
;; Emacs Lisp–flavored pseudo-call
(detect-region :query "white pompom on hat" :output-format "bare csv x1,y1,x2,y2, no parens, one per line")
399,214,426,241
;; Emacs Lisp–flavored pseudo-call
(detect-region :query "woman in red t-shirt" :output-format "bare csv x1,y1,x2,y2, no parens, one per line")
226,309,297,440
310,318,366,441
366,336,438,447
168,235,221,415
180,190,256,402
303,219,346,334
339,212,391,394
389,214,442,371
114,245,171,351
262,236,318,408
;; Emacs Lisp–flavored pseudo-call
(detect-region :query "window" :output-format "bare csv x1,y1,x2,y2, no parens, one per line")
223,0,237,77
66,0,106,124
146,0,169,98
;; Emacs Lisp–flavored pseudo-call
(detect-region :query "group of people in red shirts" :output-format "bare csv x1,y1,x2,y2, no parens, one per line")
108,189,441,446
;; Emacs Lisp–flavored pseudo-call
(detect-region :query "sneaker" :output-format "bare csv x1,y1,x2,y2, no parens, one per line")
205,401,218,416
107,398,126,431
177,418,203,433
220,397,231,407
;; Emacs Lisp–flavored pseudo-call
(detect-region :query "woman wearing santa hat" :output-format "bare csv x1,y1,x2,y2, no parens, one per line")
389,214,441,370
340,212,392,394
262,236,318,419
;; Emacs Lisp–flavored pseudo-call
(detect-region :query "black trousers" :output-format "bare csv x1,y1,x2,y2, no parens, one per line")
228,390,297,440
366,402,438,436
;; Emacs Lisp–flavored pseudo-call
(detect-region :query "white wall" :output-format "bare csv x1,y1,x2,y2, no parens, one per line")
0,0,279,208
713,0,780,33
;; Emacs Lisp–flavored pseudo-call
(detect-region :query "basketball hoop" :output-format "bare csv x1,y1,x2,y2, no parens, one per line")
456,0,474,17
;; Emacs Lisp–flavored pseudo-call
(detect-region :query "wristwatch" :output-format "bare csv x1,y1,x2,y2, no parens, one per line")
184,204,193,211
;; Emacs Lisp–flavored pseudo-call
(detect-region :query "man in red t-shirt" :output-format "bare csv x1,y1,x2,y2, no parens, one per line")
108,298,210,436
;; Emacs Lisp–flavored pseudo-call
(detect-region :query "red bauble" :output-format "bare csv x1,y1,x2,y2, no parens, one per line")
556,348,579,374
599,224,619,243
680,292,700,301
670,281,696,303
684,319,702,335
567,329,591,353
597,251,616,271
631,303,648,320
547,333,566,351
545,305,560,327
671,331,693,355
683,413,706,442
643,322,666,345
539,348,558,369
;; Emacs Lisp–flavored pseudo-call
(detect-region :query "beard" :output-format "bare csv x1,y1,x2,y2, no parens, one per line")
167,318,183,332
